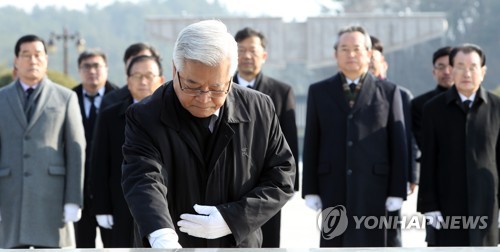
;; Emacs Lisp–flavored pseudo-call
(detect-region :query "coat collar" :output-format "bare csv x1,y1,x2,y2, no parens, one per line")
160,81,251,130
327,72,377,113
6,77,53,131
157,81,250,166
445,85,488,106
233,71,267,91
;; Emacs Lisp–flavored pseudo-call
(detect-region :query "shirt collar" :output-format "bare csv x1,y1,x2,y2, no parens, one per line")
83,85,106,97
236,74,256,88
346,77,360,85
458,91,476,103
19,81,39,91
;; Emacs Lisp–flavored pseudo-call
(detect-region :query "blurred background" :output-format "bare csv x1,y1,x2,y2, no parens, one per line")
0,0,497,155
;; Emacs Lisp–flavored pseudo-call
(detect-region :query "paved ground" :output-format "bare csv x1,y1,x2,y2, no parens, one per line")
280,165,427,248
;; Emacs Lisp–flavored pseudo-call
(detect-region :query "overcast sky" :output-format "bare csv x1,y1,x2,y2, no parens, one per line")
0,0,324,21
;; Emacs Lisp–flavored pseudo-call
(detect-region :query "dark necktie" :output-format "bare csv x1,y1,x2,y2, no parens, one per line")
25,88,35,121
463,100,472,114
85,93,99,138
349,83,356,94
25,88,34,107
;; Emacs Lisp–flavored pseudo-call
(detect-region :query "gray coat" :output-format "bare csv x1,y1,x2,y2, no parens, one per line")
0,78,86,248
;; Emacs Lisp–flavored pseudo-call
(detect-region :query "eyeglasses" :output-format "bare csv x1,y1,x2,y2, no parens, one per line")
129,73,158,82
19,53,46,61
80,63,105,72
434,64,451,71
177,71,231,98
454,65,482,74
237,47,262,57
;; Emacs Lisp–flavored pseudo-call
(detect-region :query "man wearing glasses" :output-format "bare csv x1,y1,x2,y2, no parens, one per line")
91,55,164,247
72,49,118,248
121,20,295,248
0,34,85,248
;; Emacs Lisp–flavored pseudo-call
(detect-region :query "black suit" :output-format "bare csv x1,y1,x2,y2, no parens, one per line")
233,72,299,248
302,72,407,247
411,85,449,151
91,94,135,247
73,81,118,248
417,85,500,246
101,85,131,111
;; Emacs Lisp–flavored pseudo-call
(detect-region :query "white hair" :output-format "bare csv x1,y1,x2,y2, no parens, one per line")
172,20,238,77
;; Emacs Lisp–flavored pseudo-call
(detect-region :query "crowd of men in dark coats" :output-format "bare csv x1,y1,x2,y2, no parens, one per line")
1,20,499,248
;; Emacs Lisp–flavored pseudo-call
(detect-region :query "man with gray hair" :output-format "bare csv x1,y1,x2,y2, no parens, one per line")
302,25,407,247
121,20,295,248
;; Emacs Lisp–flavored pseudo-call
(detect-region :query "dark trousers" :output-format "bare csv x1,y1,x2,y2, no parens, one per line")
386,210,402,247
261,210,281,247
75,195,112,248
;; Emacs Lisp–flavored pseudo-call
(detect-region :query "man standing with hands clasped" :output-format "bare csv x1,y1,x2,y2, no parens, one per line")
417,44,500,246
121,20,295,248
302,26,407,247
0,34,85,248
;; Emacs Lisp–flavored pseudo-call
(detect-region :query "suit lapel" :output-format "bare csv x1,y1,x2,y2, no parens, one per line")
27,79,51,132
5,82,28,128
328,74,350,113
351,73,376,113
74,85,86,121
208,85,249,172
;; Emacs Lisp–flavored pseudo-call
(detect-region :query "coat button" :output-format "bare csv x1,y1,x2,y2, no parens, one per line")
347,141,353,147
25,135,31,140
347,169,353,175
23,154,30,158
348,114,353,119
24,172,31,177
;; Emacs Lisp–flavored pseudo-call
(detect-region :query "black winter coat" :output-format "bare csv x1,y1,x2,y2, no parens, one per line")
417,85,500,246
121,82,295,248
302,72,408,247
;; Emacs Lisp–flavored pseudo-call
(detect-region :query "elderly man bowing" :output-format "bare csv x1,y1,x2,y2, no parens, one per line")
121,20,295,248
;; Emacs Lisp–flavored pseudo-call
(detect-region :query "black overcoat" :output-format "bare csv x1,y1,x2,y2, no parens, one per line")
233,72,299,247
90,95,134,247
417,85,500,246
121,82,295,248
302,72,407,247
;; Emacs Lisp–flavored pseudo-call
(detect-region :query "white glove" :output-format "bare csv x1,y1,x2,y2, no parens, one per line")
96,214,114,229
305,194,322,211
148,228,182,248
385,197,403,212
425,211,443,230
63,203,82,223
178,204,231,239
498,210,500,228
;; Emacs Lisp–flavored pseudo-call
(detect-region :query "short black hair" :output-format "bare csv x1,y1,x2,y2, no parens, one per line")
234,27,267,49
15,34,47,57
432,46,452,65
123,43,161,64
77,49,107,66
370,35,383,53
449,44,486,67
126,55,163,77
